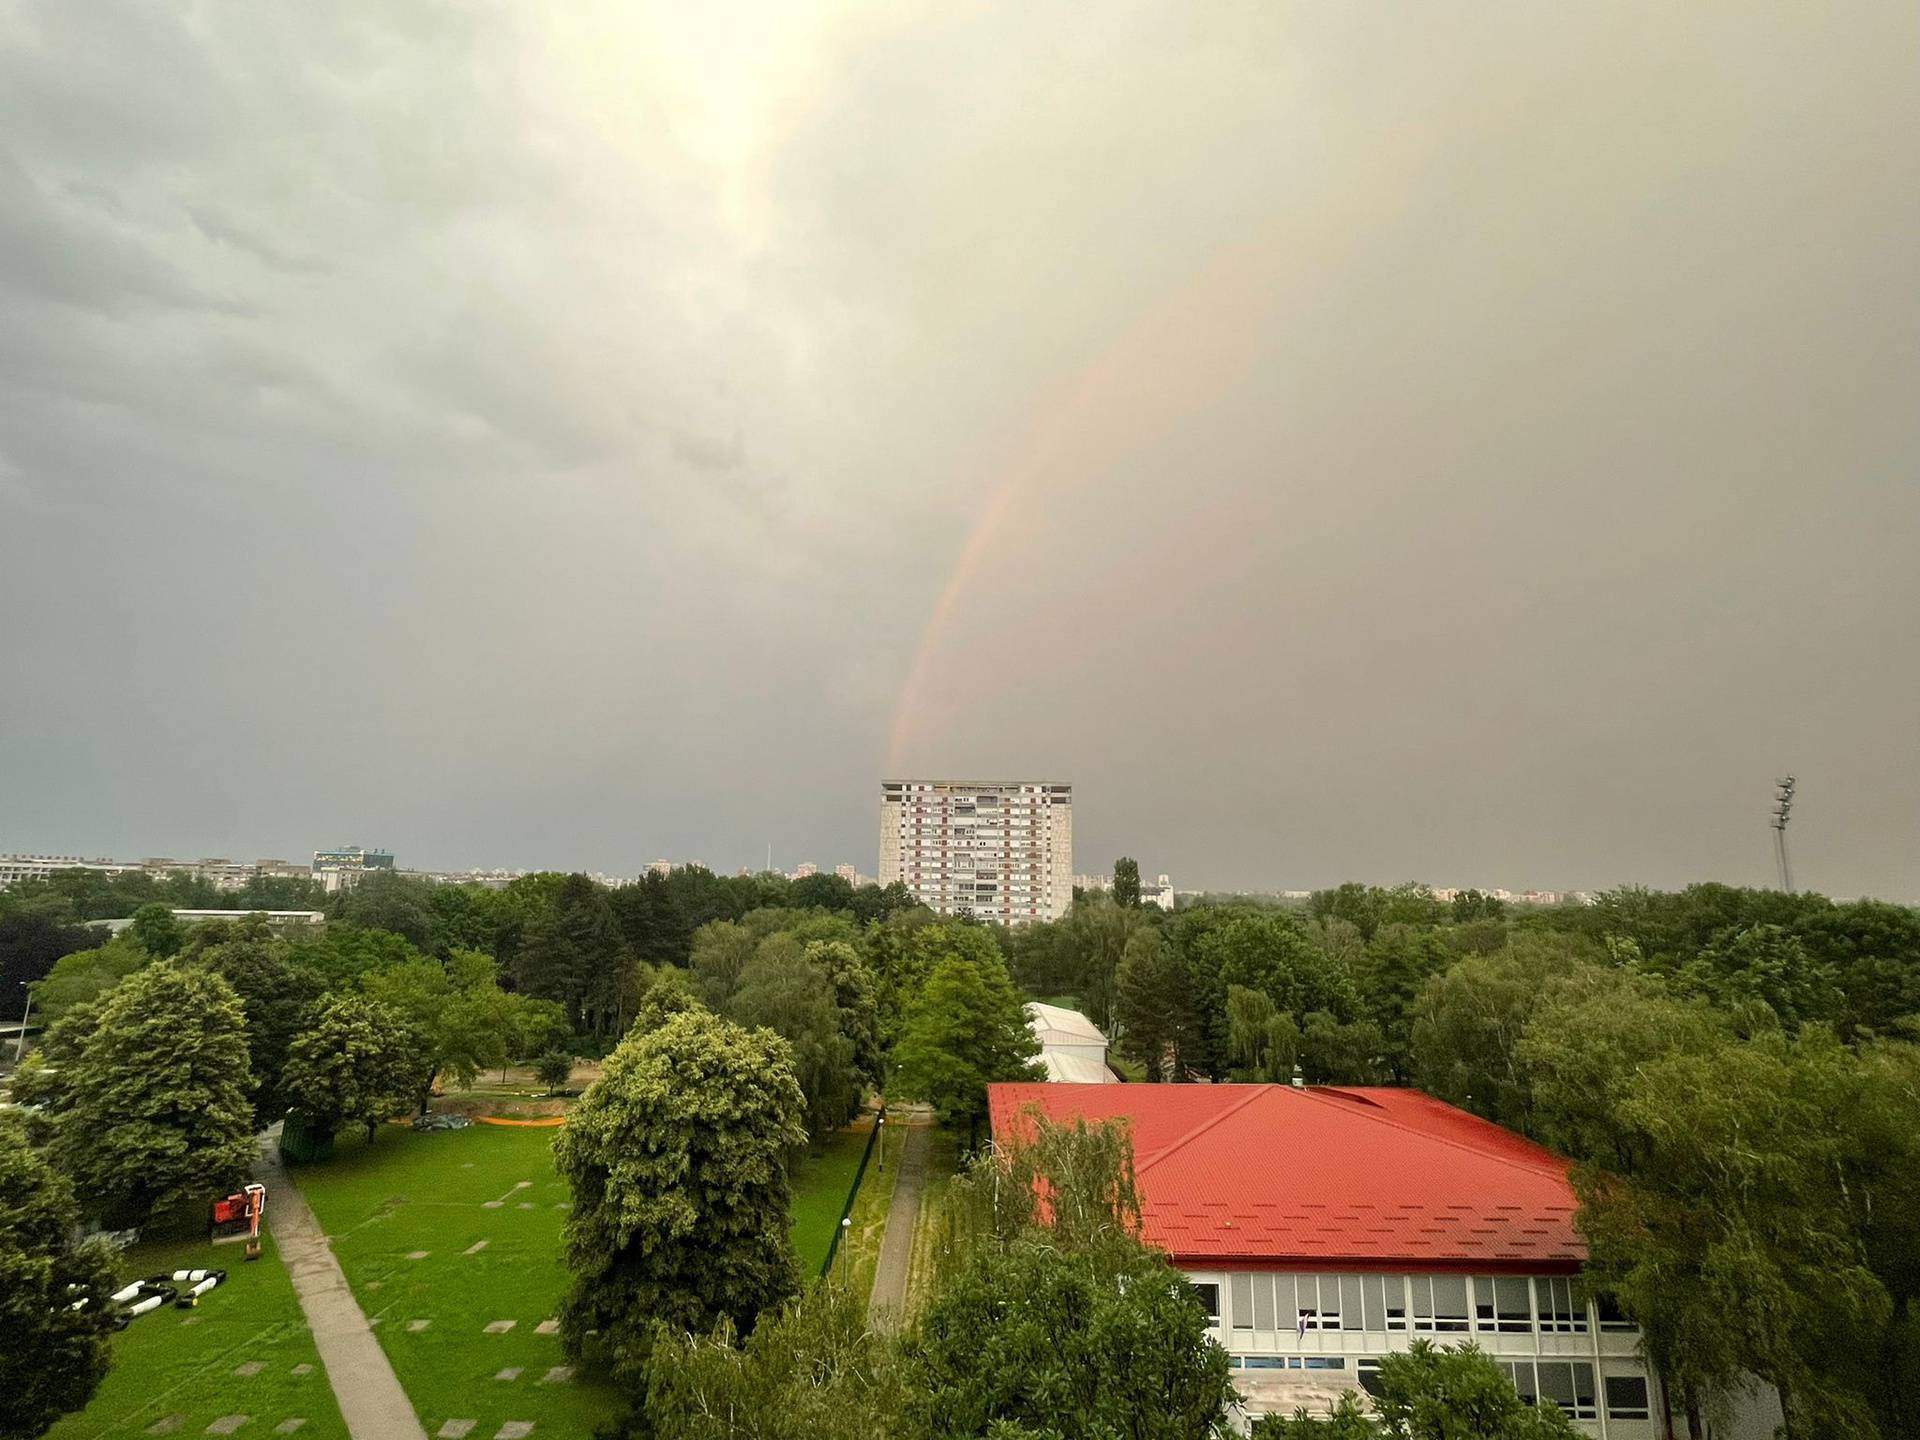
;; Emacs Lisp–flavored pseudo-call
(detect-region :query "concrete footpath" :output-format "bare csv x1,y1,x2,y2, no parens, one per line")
258,1141,428,1440
866,1115,931,1332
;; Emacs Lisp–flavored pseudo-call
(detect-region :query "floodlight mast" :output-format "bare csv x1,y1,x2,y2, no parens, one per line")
1771,775,1796,893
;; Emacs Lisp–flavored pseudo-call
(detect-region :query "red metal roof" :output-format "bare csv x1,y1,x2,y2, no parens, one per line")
986,1083,1583,1273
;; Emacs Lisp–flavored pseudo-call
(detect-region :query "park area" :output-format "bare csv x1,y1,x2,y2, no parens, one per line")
47,1113,885,1439
45,1231,347,1440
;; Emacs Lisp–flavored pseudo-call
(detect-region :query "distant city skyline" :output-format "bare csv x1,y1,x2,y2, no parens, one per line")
0,838,1646,905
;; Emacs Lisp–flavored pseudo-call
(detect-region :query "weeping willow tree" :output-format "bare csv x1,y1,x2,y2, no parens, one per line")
1226,984,1301,1082
920,1109,1144,1293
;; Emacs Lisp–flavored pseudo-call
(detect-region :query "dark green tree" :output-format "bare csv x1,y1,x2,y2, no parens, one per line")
0,1114,118,1439
1449,889,1507,923
1224,985,1300,1082
281,993,424,1142
0,905,102,1022
1113,857,1142,908
1513,966,1725,1171
1256,1342,1579,1439
284,923,421,989
1668,924,1844,1033
1357,924,1453,1082
1307,883,1387,942
515,874,636,1038
728,937,863,1140
34,963,257,1224
905,1242,1233,1440
554,1008,807,1380
891,953,1041,1147
1299,1008,1387,1084
127,902,185,958
1113,927,1200,1080
1410,933,1594,1132
192,930,327,1128
1574,1030,1899,1438
1058,898,1157,1032
324,869,439,949
807,939,884,1088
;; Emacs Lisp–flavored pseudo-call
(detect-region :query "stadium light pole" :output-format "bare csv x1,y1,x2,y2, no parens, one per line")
1771,775,1796,893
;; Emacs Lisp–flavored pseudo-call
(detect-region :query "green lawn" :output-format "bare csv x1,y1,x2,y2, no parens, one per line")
54,1115,883,1439
46,1231,348,1440
295,1124,623,1440
788,1121,875,1278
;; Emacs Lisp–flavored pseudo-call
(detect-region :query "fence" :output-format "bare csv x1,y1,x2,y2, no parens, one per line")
819,1104,886,1278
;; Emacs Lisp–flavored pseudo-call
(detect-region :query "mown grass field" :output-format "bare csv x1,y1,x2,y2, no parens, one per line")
296,1116,879,1435
296,1123,622,1440
49,1111,884,1439
46,1230,348,1440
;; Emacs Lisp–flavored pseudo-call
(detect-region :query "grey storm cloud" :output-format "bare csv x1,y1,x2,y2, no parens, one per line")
1,0,1917,898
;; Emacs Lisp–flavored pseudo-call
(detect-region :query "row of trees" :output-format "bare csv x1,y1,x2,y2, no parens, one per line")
0,862,921,1045
11,909,573,1224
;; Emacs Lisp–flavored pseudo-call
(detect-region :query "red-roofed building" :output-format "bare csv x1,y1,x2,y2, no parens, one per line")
988,1082,1663,1437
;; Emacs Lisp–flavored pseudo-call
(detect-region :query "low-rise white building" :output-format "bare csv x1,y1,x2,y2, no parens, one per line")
1025,1002,1115,1084
101,909,326,935
0,854,142,889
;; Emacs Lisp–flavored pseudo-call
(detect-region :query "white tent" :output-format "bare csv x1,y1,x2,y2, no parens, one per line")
1025,1002,1115,1083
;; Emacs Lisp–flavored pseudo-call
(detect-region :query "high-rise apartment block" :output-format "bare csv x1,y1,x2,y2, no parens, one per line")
878,780,1073,925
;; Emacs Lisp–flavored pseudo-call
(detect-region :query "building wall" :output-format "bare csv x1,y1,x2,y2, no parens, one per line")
0,855,129,889
878,780,1073,925
1185,1268,1658,1439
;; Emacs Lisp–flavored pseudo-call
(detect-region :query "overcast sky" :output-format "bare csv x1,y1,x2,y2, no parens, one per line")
2,2,1916,899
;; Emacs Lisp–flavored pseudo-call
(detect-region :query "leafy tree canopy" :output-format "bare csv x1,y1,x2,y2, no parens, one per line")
905,1242,1235,1440
890,950,1040,1145
1254,1343,1580,1439
31,934,153,1023
554,1007,807,1380
281,992,423,1141
0,1113,118,1440
33,962,257,1224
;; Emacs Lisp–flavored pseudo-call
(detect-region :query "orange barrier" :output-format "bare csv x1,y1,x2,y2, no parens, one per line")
474,1115,567,1128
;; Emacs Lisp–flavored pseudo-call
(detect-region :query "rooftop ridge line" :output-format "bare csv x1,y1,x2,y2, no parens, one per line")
1133,1086,1274,1179
1294,1087,1569,1185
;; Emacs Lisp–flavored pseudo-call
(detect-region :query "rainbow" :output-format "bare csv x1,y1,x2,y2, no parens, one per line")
884,132,1435,772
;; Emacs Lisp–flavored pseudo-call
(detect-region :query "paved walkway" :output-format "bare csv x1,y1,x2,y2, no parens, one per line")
867,1114,932,1332
258,1141,428,1440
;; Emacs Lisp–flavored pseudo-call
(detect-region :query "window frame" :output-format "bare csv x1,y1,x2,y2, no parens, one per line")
1604,1373,1652,1421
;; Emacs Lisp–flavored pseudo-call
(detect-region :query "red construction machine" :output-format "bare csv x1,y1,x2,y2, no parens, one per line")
209,1182,266,1260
